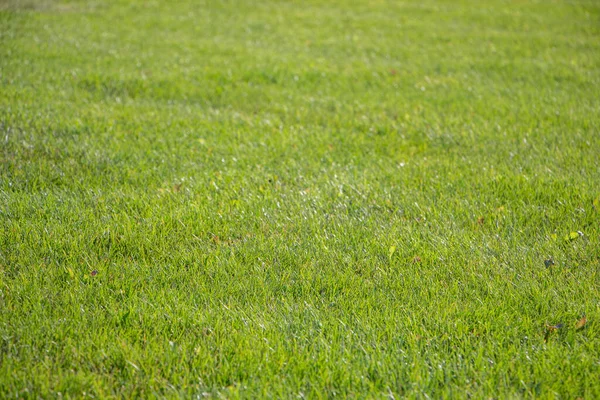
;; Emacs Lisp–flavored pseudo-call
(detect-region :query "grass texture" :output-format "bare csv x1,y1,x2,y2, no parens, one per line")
1,0,600,397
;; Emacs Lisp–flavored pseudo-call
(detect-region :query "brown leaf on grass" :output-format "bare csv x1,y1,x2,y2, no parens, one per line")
477,216,484,225
173,183,183,193
575,316,587,330
90,270,98,276
544,323,563,343
412,256,421,263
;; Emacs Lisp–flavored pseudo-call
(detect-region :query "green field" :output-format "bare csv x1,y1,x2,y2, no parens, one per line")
1,0,599,397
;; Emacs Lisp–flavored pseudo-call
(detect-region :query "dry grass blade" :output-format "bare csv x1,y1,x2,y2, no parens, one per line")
576,316,587,330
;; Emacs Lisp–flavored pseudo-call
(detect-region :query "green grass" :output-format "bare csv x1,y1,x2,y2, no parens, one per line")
1,0,599,397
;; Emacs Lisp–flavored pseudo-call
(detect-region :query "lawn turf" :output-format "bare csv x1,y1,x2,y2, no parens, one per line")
1,0,600,397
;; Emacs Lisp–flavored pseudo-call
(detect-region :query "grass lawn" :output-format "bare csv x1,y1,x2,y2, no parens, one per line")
1,0,599,397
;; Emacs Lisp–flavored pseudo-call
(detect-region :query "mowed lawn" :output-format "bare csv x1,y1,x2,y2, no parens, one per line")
1,0,599,397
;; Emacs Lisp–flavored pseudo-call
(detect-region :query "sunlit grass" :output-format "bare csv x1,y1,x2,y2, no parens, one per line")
1,0,599,397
